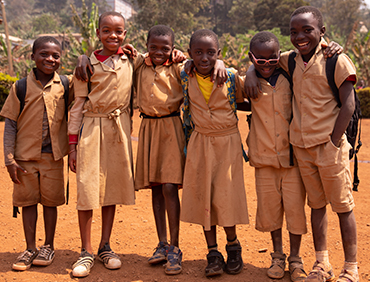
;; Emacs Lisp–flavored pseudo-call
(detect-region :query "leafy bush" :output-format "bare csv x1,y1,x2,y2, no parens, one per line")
0,73,18,120
357,87,370,118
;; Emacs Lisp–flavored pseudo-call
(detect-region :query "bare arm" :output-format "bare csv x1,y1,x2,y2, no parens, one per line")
244,64,261,99
331,81,355,146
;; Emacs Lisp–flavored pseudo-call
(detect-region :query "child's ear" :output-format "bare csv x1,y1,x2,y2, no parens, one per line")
188,49,193,59
320,26,326,37
248,51,253,61
31,54,35,61
96,28,101,40
217,48,221,57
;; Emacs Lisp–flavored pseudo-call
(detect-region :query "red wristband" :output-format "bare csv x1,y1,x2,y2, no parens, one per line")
69,135,78,144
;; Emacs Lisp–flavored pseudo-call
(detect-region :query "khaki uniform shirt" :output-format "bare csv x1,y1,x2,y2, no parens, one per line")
135,55,184,116
279,39,357,148
247,72,293,168
1,70,74,161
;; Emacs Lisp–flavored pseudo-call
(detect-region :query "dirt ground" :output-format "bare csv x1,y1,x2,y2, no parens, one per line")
0,110,369,282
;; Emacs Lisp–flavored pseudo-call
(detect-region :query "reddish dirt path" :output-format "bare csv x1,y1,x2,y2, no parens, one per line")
0,111,369,282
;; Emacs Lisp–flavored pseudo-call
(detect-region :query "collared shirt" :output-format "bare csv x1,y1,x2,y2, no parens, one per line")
247,69,294,168
134,54,184,117
279,39,357,148
1,70,74,161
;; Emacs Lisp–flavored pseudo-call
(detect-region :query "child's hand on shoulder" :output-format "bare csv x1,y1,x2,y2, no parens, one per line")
75,55,93,82
322,41,343,58
122,44,138,58
172,49,187,63
6,162,27,184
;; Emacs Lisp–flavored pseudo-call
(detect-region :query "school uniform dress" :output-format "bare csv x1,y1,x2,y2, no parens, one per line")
1,70,74,207
180,71,249,231
279,39,357,213
134,56,185,189
247,70,306,235
71,51,135,210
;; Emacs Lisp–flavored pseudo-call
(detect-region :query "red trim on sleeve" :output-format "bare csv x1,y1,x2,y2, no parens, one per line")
69,135,78,145
346,75,356,83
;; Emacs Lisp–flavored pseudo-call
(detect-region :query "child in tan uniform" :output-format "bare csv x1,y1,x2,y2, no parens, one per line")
68,12,136,277
180,29,249,278
246,31,307,282
1,36,74,271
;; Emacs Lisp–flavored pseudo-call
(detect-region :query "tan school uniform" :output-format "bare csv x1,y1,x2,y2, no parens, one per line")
279,40,357,212
1,70,74,161
247,72,306,234
134,56,185,189
180,70,249,231
73,52,135,210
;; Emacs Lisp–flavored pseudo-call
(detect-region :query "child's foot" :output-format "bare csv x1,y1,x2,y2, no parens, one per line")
288,255,307,281
336,269,359,282
267,252,286,279
98,243,121,270
205,250,225,277
148,241,169,264
12,249,38,271
225,241,243,274
72,249,94,278
165,246,182,275
306,261,335,282
33,245,55,266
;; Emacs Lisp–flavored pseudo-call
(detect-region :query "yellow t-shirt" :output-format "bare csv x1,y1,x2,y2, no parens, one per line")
195,72,213,103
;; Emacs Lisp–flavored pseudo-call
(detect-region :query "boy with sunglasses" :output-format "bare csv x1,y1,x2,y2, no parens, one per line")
246,31,307,282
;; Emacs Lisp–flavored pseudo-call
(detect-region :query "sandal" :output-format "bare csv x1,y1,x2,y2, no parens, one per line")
288,256,307,282
267,252,286,279
336,269,359,282
306,260,335,282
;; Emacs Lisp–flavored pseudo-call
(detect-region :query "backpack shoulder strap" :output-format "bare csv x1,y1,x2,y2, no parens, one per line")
15,77,27,116
325,53,340,106
288,51,297,78
225,69,237,119
180,70,193,150
279,68,293,93
59,75,69,121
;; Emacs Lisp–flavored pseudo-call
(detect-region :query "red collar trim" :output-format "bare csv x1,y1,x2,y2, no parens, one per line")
144,55,172,67
94,47,124,62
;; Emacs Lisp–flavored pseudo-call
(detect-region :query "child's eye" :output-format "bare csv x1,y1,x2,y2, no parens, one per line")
208,51,215,55
116,30,123,35
305,28,313,33
53,54,60,59
195,51,202,55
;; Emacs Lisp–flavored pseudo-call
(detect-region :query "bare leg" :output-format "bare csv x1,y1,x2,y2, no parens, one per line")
270,228,283,254
289,232,302,257
204,226,217,247
152,185,167,243
78,210,93,253
224,226,237,242
43,206,57,249
162,183,180,247
337,210,357,262
22,205,38,251
311,207,328,252
99,205,116,250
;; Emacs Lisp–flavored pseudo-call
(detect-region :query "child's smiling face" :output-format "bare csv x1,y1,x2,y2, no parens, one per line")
290,12,325,62
146,35,174,66
31,42,61,76
188,36,220,76
249,40,280,79
97,15,127,56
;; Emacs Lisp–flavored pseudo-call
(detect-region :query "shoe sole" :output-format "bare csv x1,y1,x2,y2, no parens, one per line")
205,269,224,277
148,257,167,265
33,256,55,266
98,257,121,270
165,268,182,275
12,264,31,271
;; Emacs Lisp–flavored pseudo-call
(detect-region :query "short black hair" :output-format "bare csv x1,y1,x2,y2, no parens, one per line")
291,6,324,29
99,11,125,28
189,29,219,49
32,36,61,54
250,31,279,53
147,25,175,45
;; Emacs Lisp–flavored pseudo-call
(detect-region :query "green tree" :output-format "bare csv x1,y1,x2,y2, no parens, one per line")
253,0,308,35
228,0,257,35
31,13,60,34
132,0,208,34
33,0,69,14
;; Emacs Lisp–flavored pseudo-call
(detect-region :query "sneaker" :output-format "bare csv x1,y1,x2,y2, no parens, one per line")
12,249,38,271
72,249,94,278
267,252,286,279
98,243,121,270
288,255,307,281
165,245,182,275
225,242,243,274
33,245,55,266
306,261,335,282
205,250,225,277
148,242,169,264
336,269,359,282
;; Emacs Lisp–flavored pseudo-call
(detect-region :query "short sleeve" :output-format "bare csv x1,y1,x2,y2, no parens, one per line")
73,73,89,98
335,54,357,88
0,83,20,121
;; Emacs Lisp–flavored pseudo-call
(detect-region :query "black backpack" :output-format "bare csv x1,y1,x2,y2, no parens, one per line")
288,52,362,191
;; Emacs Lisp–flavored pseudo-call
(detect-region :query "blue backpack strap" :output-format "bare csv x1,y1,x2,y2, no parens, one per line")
225,69,248,162
180,70,193,155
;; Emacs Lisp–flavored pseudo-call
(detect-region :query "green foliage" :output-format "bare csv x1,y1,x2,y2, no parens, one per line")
357,87,370,118
349,28,370,87
31,13,60,34
0,73,18,120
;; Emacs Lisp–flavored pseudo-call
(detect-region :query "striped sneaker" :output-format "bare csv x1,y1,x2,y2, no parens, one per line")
165,246,182,275
72,249,94,278
12,249,38,271
98,243,121,270
33,245,55,266
148,242,169,264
